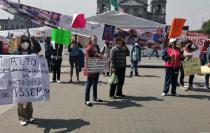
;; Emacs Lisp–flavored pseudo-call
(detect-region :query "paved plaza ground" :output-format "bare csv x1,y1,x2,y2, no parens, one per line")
0,57,210,133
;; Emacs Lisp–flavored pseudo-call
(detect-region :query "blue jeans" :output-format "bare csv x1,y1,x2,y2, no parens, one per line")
163,67,179,94
130,60,139,76
85,74,99,102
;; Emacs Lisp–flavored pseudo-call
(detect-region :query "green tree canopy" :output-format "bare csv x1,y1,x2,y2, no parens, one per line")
201,19,210,34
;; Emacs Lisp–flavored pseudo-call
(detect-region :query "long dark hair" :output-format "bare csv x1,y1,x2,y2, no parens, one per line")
17,35,32,54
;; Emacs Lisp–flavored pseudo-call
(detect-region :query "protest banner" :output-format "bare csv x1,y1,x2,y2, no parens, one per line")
183,57,201,75
87,58,109,73
0,55,50,105
51,28,71,46
102,24,115,41
169,18,186,38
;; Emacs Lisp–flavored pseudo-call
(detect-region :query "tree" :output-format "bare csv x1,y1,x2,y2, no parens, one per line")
201,19,210,34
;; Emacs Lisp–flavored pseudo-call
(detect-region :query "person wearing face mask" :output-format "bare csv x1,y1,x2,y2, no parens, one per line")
162,38,185,97
15,35,34,126
109,35,127,99
84,35,103,106
182,40,199,91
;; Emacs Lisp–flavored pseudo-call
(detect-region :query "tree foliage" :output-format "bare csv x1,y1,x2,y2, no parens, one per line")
201,19,210,34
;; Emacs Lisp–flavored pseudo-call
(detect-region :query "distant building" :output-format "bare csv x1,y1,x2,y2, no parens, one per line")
0,15,40,31
97,0,167,24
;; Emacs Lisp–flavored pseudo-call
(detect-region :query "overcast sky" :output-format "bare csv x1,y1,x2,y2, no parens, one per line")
1,0,210,30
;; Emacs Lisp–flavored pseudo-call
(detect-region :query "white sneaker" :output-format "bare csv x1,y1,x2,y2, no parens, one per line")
29,118,35,122
161,93,166,97
19,120,27,126
50,80,56,83
57,80,61,84
205,86,210,89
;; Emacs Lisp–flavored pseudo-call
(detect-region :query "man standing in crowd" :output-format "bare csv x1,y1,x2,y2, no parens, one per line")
162,38,184,97
51,44,63,84
84,35,103,106
0,41,3,54
44,37,52,73
110,35,127,99
129,42,141,77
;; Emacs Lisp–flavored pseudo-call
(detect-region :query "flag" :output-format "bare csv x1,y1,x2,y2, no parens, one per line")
111,0,119,10
71,13,86,28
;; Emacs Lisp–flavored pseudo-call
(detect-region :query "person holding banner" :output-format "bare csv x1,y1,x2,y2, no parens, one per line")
15,35,35,126
204,41,210,89
183,41,199,91
84,35,103,106
110,35,127,99
68,35,80,83
200,41,209,66
162,38,185,97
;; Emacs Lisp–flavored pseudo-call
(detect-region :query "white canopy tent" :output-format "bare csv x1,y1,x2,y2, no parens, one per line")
87,10,165,29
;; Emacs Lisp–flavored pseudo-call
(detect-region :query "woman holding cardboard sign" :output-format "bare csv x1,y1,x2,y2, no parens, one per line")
84,35,103,107
14,35,37,126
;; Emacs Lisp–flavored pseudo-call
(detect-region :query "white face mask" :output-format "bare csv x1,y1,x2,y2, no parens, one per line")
21,42,29,50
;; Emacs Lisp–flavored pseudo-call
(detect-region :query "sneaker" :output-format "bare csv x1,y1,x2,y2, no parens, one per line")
57,80,61,84
188,85,194,90
50,80,56,83
94,98,103,102
69,79,73,83
161,93,166,97
116,94,126,97
19,120,27,126
85,101,92,107
110,96,117,99
205,85,210,89
172,93,179,97
29,118,35,122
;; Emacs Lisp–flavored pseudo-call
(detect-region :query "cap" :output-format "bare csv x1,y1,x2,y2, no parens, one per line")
169,38,177,43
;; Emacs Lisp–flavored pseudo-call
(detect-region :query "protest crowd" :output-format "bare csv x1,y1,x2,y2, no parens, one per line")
0,0,210,128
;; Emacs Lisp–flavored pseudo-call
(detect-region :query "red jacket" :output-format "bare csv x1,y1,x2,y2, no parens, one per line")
162,47,183,68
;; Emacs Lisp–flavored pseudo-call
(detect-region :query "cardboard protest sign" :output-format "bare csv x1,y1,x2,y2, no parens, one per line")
0,55,50,105
201,66,210,74
51,28,71,46
183,57,201,75
87,58,109,73
102,24,115,41
169,18,186,38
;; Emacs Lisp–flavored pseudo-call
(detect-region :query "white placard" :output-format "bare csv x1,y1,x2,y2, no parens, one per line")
0,55,50,105
87,58,109,73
